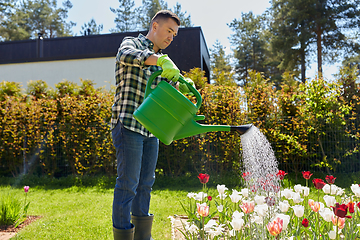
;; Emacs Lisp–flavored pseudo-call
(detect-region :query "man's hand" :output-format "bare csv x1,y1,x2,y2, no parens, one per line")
156,55,180,81
179,78,196,95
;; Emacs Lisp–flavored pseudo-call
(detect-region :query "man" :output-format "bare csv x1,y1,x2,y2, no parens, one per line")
111,10,192,240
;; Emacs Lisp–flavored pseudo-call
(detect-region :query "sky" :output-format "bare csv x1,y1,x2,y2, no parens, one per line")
57,0,340,80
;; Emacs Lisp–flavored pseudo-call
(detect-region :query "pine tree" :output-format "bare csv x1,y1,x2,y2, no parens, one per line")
80,18,103,35
110,0,136,32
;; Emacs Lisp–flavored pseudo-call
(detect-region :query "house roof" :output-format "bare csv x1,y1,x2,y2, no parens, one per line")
0,27,210,79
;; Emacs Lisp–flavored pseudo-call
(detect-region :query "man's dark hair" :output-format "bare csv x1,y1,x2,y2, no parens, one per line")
151,10,180,26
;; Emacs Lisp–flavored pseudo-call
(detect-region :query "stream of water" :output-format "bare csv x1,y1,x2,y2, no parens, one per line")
240,126,280,197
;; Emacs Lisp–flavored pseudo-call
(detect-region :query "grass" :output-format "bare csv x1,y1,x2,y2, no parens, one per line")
1,171,360,239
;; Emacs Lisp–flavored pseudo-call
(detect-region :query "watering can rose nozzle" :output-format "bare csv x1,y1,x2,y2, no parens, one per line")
230,124,253,135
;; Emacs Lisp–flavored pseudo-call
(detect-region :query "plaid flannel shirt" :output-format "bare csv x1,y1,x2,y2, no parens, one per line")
110,33,175,137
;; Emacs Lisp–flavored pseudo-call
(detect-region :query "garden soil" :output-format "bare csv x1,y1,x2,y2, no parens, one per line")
0,216,41,240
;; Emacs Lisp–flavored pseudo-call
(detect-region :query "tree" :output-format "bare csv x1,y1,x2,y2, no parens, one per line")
110,0,137,32
171,2,192,28
270,0,314,83
136,0,168,30
0,0,75,41
80,18,103,35
228,12,271,86
270,0,360,78
210,40,236,86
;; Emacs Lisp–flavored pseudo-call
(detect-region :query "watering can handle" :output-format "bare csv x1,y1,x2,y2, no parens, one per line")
144,70,203,111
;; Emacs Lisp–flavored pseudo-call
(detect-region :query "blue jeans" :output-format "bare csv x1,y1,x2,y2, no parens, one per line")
112,122,159,230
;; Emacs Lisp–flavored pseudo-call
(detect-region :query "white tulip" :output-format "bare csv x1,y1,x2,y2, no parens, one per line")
252,215,263,224
232,210,244,219
241,188,249,198
217,184,228,195
279,200,290,213
254,204,268,217
217,205,224,213
319,207,334,222
254,195,266,205
281,188,294,199
194,192,207,201
230,218,244,230
229,190,242,203
323,195,336,208
323,184,331,194
293,184,303,193
292,192,303,203
329,230,336,239
302,187,310,196
275,213,290,230
187,192,196,199
351,184,360,197
186,223,199,234
292,205,304,218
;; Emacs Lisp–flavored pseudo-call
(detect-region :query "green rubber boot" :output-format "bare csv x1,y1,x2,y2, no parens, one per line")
113,224,135,240
131,214,154,240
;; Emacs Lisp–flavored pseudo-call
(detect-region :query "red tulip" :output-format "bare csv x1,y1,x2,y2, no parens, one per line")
312,178,326,190
207,196,212,201
325,175,336,184
242,172,251,181
357,202,360,209
347,201,355,213
198,173,209,184
332,203,352,219
302,171,313,180
276,170,287,180
302,218,309,228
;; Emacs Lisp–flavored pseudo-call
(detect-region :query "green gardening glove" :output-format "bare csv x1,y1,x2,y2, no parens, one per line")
156,55,180,82
179,78,195,95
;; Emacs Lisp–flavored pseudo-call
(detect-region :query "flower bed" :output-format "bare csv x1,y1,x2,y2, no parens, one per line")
169,172,360,239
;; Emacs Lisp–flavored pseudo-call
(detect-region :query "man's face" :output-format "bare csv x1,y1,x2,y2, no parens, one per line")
151,18,179,52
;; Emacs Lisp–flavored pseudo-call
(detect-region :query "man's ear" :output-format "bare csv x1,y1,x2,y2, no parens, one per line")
151,21,158,31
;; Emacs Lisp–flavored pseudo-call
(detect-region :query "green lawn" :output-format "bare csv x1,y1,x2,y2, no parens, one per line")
0,186,189,240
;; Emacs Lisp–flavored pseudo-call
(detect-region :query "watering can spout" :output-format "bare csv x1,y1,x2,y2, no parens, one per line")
231,124,253,135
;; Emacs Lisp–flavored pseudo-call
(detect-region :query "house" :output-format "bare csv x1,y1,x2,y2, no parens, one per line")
0,27,210,90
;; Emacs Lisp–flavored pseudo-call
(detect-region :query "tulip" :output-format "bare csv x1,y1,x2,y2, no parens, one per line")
217,184,228,195
196,202,209,217
276,170,287,180
240,188,249,198
242,172,251,181
331,216,345,229
279,200,290,213
254,195,266,205
217,205,224,213
323,195,336,208
302,171,313,180
293,184,303,193
331,203,351,218
275,213,290,230
254,204,268,217
267,217,283,236
292,192,303,204
292,205,305,217
240,200,255,214
350,184,360,197
329,230,336,239
319,207,334,222
281,188,294,199
347,201,355,213
325,175,336,184
230,218,244,231
229,190,242,203
207,196,212,201
198,173,209,184
357,202,360,210
24,186,30,193
313,178,326,190
310,201,321,212
302,187,310,196
302,218,309,227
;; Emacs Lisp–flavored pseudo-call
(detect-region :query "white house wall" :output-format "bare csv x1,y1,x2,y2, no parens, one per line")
0,57,115,91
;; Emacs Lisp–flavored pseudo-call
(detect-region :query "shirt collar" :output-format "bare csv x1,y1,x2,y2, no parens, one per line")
138,33,162,53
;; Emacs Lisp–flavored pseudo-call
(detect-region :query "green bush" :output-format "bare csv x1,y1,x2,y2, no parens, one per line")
0,191,23,226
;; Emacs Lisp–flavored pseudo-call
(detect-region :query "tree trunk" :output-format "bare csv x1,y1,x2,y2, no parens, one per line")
300,42,306,83
316,26,323,78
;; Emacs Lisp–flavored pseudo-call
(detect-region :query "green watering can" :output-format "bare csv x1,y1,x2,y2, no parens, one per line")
133,70,252,145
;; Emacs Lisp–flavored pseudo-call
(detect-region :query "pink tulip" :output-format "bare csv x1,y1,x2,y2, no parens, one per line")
331,216,345,229
24,186,30,193
267,217,283,236
240,200,255,214
196,203,209,217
